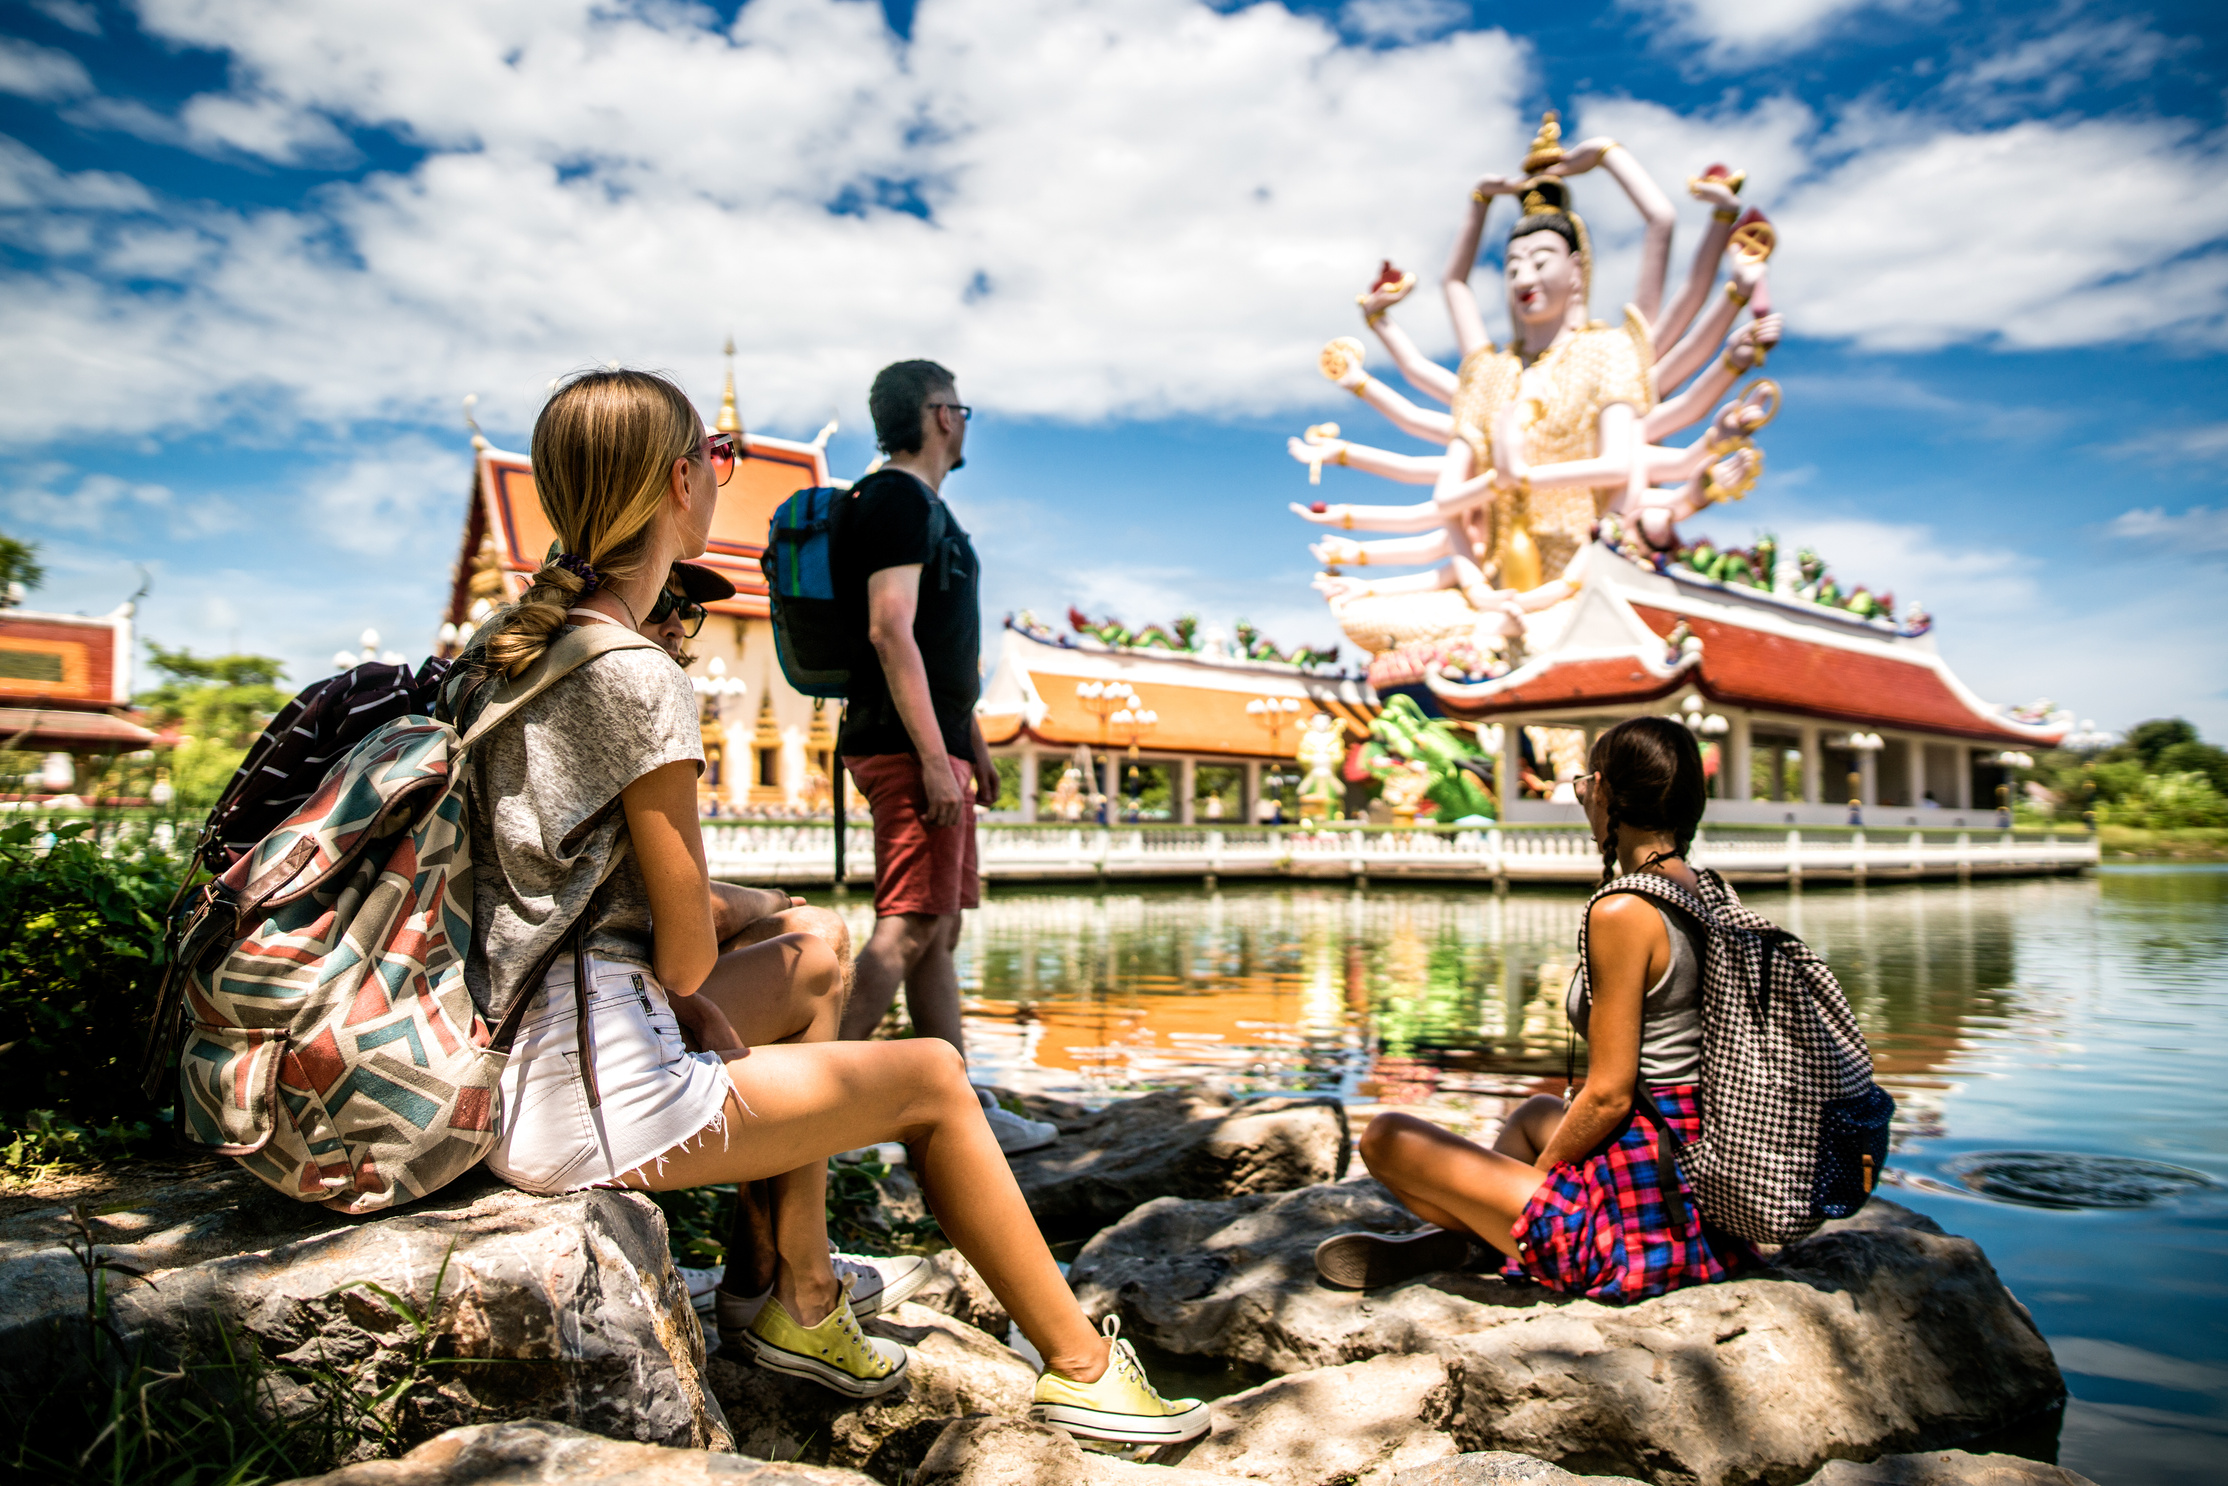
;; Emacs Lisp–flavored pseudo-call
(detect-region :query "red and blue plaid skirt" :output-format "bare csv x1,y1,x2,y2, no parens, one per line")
1506,1084,1761,1303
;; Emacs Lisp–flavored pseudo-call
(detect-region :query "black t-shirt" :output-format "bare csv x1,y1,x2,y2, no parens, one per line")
835,468,981,759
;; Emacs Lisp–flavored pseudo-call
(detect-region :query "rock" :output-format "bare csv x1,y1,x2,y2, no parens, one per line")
1074,1188,2064,1486
0,1167,728,1459
1173,1352,1462,1485
1395,1454,1643,1485
1008,1090,1351,1238
910,1249,1012,1338
279,1417,872,1483
1802,1451,2095,1485
914,1415,1262,1486
709,1301,1037,1483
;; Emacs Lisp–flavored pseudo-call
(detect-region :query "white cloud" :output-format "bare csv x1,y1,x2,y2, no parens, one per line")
1621,0,1933,64
30,1,102,37
1342,0,1467,45
2101,421,2228,469
306,438,474,556
0,35,92,100
0,466,240,539
2107,506,2228,552
1955,16,2193,109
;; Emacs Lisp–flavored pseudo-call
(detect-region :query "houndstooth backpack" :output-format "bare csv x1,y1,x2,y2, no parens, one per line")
144,624,661,1214
1573,866,1894,1246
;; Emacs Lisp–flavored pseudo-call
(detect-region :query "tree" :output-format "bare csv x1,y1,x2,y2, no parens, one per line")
2124,718,2199,770
0,530,43,602
137,645,292,808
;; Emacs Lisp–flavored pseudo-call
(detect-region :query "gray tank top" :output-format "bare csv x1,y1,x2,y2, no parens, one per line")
1565,904,1703,1084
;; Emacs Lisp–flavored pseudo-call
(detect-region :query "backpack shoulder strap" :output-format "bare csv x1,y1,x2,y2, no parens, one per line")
458,624,664,754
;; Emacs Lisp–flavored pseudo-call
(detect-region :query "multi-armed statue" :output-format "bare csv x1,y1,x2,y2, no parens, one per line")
1289,112,1784,670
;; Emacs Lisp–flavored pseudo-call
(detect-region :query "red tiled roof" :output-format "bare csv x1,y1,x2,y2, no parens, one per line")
1467,656,1679,710
0,707,154,749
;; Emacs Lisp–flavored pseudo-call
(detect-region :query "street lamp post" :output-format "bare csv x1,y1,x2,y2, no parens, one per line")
1110,704,1158,814
1247,697,1301,824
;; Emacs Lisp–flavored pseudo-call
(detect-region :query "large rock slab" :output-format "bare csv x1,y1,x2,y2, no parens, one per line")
1174,1352,1463,1485
914,1415,1261,1486
0,1168,728,1460
1008,1090,1350,1238
280,1417,872,1483
1072,1185,2064,1486
1801,1452,2094,1485
1396,1455,1644,1485
709,1301,1036,1483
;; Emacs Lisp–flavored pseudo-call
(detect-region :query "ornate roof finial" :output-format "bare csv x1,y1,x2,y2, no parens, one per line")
716,335,741,435
1522,109,1565,174
462,393,489,452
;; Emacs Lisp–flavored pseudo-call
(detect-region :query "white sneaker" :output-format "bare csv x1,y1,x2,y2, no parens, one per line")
711,1251,931,1352
984,1104,1060,1155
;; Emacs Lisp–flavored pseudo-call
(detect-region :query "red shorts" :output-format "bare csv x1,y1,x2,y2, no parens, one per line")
843,753,981,919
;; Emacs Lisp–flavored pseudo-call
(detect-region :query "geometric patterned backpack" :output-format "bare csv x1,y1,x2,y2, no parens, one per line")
150,624,662,1214
1574,866,1895,1245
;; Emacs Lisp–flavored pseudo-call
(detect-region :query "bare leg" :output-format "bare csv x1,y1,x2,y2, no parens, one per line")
1358,1112,1551,1258
619,1038,1109,1382
903,912,966,1053
725,904,854,1001
1492,1094,1569,1165
841,911,941,1041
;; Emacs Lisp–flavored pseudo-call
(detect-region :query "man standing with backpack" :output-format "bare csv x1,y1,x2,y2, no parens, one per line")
834,360,1056,1154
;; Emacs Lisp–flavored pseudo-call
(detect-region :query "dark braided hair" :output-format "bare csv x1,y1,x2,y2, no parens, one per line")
1588,716,1707,886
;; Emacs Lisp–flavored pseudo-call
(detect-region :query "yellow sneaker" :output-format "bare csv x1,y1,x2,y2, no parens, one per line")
744,1277,909,1398
1029,1315,1210,1445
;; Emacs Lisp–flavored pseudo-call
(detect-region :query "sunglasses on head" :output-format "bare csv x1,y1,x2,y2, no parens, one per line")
648,586,708,637
705,430,746,486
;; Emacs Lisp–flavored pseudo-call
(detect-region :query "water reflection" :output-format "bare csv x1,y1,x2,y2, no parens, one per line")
825,866,2226,1486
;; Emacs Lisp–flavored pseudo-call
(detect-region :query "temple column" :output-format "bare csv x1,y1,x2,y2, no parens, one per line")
1799,725,1822,805
1858,746,1878,807
1955,746,1973,809
1496,719,1520,808
1242,760,1261,823
1102,757,1123,821
1177,757,1197,824
1018,747,1040,823
1724,713,1751,803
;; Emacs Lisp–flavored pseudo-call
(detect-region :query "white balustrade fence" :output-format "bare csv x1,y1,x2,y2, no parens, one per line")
700,820,2097,887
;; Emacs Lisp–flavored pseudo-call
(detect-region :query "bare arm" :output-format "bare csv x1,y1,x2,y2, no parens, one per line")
1655,256,1762,395
1643,313,1780,441
1364,308,1460,405
710,881,803,941
1288,433,1446,484
1336,369,1456,442
1496,401,1643,490
623,758,720,996
866,564,966,829
1311,530,1455,568
1549,141,1676,327
1534,894,1660,1169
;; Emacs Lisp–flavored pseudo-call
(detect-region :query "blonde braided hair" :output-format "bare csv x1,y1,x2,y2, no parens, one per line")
481,369,704,678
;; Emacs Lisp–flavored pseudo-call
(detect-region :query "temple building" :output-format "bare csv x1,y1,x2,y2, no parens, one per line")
1416,546,2066,828
977,616,1378,822
438,355,837,815
0,598,154,793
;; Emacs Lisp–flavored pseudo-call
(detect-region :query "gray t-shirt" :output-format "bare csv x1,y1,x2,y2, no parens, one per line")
459,636,703,1026
1567,903,1703,1084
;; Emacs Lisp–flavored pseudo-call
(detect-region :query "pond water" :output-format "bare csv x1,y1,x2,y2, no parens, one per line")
835,865,2227,1486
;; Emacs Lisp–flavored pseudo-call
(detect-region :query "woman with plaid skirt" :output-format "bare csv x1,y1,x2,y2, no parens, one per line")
1316,716,1760,1302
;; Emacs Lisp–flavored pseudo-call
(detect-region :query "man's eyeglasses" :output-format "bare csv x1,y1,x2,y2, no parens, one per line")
648,586,708,638
705,431,746,486
925,402,973,422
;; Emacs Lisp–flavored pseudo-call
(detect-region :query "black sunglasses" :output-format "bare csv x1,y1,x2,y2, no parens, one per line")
648,586,707,638
925,402,973,422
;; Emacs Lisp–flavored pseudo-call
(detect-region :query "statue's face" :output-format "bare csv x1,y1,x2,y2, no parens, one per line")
1504,230,1581,329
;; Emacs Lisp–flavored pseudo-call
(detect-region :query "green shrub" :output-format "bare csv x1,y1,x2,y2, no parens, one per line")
0,818,186,1170
2099,771,2228,831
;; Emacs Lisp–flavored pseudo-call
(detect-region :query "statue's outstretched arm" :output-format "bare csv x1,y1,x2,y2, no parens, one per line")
1315,565,1458,603
1546,140,1675,326
1443,174,1521,359
1657,255,1763,393
1357,276,1459,405
1643,313,1781,440
1333,365,1456,441
1287,434,1443,485
1653,173,1742,350
1312,531,1454,568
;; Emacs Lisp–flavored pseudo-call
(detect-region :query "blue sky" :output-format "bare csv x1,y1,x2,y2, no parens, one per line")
2,0,2225,733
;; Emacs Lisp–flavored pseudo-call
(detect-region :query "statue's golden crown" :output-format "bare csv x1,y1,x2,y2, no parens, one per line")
1521,110,1565,173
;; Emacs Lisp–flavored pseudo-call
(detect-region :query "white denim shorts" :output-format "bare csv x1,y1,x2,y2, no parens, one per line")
486,953,733,1195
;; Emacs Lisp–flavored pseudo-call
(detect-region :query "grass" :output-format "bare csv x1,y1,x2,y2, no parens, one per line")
2098,825,2228,861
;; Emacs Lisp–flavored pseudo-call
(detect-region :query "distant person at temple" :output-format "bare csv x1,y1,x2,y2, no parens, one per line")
834,359,1057,1156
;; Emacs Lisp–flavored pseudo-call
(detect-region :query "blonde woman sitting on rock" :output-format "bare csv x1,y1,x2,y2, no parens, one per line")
449,368,1206,1446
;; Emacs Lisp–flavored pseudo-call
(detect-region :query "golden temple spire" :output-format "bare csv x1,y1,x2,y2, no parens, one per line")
716,335,741,434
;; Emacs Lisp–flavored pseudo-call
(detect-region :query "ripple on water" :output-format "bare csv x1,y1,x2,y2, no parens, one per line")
1941,1151,2215,1210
